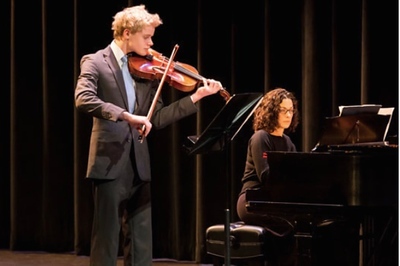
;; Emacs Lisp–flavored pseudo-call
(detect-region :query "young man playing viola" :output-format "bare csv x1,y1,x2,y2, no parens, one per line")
75,5,223,266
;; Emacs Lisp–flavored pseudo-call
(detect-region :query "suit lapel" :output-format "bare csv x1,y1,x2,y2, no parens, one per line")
103,46,131,112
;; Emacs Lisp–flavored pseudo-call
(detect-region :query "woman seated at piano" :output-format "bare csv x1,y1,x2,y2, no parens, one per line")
236,87,299,264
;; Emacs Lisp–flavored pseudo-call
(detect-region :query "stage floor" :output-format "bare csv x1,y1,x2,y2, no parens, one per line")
0,250,210,266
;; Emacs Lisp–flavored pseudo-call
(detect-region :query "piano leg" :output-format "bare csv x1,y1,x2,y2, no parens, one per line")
359,206,398,265
312,218,360,266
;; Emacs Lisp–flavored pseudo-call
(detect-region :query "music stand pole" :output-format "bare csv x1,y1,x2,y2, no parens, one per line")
225,209,231,266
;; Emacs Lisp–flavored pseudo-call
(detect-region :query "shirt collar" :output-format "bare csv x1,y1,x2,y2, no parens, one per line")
110,40,125,68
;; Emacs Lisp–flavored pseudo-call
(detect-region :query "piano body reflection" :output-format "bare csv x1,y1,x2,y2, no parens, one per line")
245,147,398,265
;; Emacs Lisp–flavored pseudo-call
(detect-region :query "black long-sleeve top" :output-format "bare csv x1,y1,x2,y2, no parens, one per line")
239,129,296,195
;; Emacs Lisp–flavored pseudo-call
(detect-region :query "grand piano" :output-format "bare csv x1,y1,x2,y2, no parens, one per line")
245,113,398,265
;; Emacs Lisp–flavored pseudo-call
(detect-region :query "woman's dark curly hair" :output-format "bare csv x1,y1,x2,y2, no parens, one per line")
253,88,299,133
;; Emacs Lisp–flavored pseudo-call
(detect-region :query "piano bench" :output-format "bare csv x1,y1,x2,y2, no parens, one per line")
205,222,267,266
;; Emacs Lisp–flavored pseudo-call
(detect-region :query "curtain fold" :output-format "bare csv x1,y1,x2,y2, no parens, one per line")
3,0,398,263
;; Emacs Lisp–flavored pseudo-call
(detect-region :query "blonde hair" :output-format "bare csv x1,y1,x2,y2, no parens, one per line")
111,5,163,40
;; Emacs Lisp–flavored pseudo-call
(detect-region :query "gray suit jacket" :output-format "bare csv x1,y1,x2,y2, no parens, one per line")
75,45,198,181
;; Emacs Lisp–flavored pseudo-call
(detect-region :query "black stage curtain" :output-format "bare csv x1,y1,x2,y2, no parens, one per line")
2,0,398,263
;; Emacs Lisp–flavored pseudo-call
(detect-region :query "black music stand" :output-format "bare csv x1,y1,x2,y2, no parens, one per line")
183,92,263,266
184,92,263,155
184,92,263,207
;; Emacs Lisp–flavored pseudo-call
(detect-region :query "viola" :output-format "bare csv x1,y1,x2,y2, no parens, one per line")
131,45,231,142
127,48,231,101
135,45,180,142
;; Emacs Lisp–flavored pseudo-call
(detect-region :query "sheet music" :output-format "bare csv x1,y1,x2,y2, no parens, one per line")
378,107,395,141
338,104,382,116
230,97,263,141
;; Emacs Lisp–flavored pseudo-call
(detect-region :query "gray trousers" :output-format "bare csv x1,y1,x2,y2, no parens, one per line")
90,163,152,266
